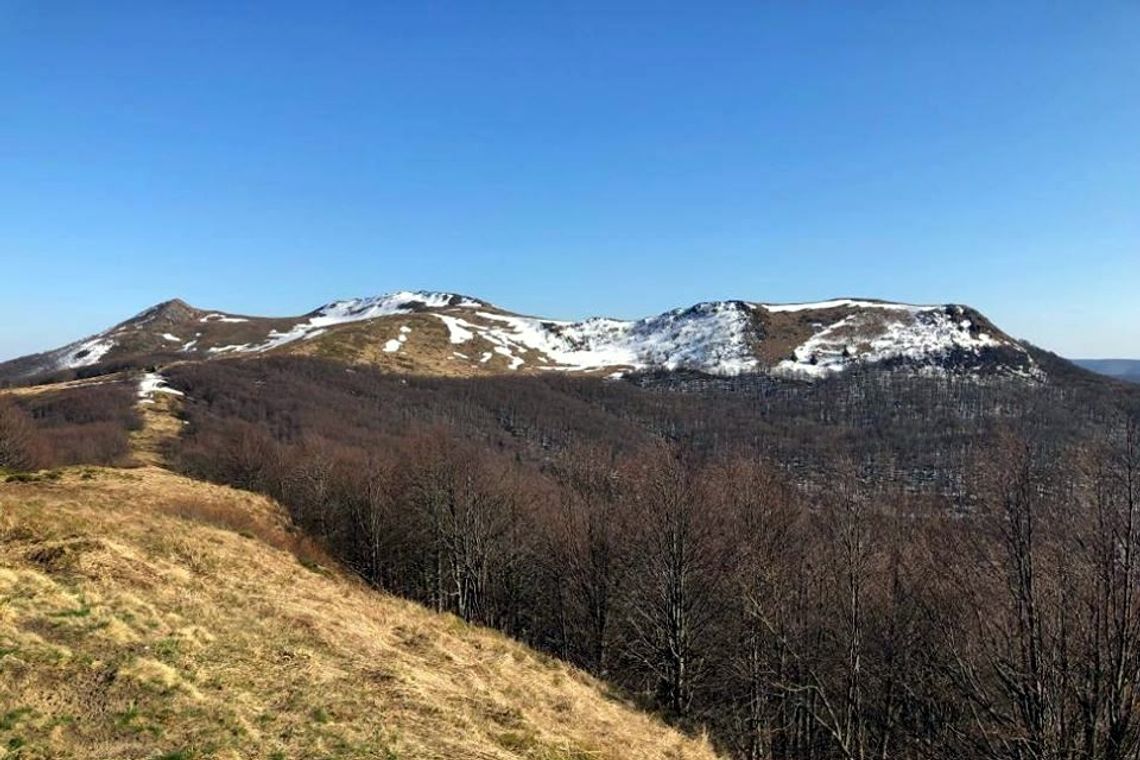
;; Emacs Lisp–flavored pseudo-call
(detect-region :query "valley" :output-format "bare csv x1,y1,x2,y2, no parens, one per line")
2,291,1139,759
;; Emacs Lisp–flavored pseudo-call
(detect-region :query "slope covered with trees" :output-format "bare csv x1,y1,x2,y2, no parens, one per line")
155,356,1140,759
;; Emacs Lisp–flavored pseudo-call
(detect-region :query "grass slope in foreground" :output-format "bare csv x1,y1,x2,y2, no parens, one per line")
0,466,717,760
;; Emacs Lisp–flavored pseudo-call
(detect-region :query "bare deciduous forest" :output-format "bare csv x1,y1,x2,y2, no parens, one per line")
3,357,1140,758
96,356,1130,760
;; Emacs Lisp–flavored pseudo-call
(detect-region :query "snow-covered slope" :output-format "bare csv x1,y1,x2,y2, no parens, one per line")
767,303,1014,377
0,291,1040,383
423,300,761,374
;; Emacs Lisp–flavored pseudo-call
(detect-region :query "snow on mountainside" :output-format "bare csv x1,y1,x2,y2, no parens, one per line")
769,303,1006,377
0,291,1040,384
430,300,761,374
208,292,486,355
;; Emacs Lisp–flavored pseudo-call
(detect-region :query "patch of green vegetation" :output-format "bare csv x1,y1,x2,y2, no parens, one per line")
495,729,538,752
310,706,331,724
7,736,26,751
298,557,324,574
153,637,182,662
153,751,194,760
116,701,140,728
4,469,64,484
0,707,33,731
4,472,36,483
48,600,92,619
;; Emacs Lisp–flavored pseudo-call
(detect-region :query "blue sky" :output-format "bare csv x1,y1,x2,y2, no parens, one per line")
1,2,1138,359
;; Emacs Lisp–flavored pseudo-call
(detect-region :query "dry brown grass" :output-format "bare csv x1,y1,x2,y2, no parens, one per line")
0,466,720,760
130,389,184,468
280,313,615,378
158,495,332,573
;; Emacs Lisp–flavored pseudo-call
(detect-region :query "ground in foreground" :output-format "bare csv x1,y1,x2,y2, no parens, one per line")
0,466,716,760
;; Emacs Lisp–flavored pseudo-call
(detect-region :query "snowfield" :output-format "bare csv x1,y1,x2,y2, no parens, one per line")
55,337,115,370
456,302,761,374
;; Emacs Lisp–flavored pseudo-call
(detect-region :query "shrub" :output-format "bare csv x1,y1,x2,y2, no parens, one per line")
0,398,49,471
10,382,141,467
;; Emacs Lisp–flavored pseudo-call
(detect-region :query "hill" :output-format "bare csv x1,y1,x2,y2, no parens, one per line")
0,291,1038,384
1074,358,1140,383
0,465,718,760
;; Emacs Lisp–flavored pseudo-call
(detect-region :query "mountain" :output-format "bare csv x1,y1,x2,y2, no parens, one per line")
0,290,1041,384
0,465,718,760
1074,359,1140,384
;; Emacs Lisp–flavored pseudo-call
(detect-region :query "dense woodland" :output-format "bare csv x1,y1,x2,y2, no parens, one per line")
4,356,1140,759
155,357,1140,759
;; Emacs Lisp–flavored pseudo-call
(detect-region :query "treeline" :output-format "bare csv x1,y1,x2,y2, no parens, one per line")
165,357,1140,759
0,381,141,470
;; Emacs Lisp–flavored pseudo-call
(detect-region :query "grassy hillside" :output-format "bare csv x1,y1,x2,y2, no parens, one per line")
0,466,717,760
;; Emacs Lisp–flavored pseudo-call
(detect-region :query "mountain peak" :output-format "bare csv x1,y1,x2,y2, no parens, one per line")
126,298,202,326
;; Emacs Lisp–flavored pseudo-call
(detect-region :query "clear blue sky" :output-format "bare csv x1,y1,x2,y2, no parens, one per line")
2,2,1138,360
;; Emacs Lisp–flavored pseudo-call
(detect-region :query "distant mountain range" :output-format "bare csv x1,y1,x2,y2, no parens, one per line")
1074,359,1140,384
0,291,1047,385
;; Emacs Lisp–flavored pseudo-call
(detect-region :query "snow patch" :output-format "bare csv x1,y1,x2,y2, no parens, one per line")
57,337,115,370
434,314,476,344
200,313,249,323
208,344,253,354
138,372,184,403
761,299,933,314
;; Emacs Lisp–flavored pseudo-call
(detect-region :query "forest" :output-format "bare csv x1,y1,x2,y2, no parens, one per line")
4,356,1140,759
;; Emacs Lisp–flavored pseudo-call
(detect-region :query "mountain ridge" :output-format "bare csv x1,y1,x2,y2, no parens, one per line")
1074,358,1140,384
0,290,1040,384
